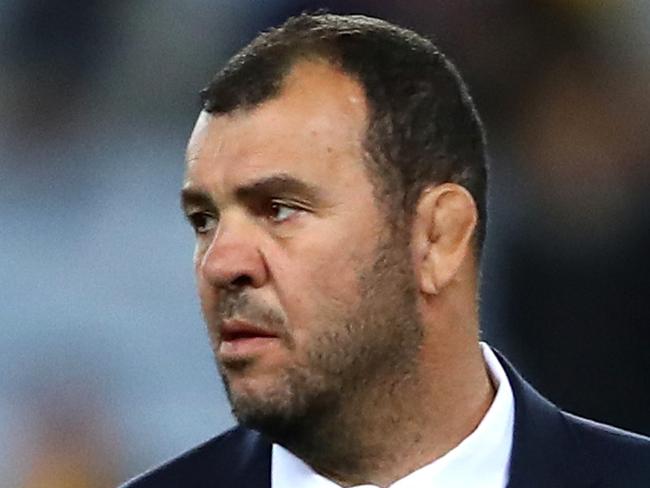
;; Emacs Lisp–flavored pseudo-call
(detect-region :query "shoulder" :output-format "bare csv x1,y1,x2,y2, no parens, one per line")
561,411,650,484
118,427,271,488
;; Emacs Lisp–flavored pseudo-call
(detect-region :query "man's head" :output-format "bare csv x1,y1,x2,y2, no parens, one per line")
182,13,487,445
201,12,487,249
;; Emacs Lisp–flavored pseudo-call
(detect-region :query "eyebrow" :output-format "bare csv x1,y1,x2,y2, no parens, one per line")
180,186,214,213
180,173,323,212
235,173,323,204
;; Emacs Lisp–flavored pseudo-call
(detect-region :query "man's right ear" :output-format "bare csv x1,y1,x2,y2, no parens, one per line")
410,183,478,297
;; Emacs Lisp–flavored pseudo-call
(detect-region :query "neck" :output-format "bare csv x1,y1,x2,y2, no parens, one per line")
275,335,495,487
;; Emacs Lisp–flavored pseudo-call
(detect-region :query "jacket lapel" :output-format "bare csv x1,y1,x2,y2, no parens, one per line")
223,428,272,487
495,351,598,488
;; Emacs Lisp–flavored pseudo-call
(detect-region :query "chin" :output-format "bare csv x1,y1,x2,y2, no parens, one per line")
225,372,337,443
225,371,291,417
229,389,301,439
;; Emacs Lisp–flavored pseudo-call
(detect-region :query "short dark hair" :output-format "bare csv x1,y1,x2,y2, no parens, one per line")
201,12,488,253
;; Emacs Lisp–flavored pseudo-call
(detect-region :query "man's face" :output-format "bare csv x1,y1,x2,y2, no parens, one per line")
183,61,422,434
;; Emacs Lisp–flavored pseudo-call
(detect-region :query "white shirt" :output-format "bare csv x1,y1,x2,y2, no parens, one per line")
272,343,514,488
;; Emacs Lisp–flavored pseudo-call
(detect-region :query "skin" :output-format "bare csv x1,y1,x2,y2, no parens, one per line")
182,60,494,487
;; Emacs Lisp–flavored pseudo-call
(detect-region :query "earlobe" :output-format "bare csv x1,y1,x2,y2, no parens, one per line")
421,270,439,295
414,184,477,296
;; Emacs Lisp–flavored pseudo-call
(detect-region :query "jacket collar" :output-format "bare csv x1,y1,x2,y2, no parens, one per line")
494,350,598,488
221,428,272,487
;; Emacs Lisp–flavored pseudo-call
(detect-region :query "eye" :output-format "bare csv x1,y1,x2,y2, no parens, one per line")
269,201,300,223
187,212,218,234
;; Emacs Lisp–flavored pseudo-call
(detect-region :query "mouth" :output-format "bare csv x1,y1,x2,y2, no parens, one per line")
218,319,281,360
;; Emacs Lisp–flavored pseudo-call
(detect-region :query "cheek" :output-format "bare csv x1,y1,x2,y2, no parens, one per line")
193,254,217,317
274,239,369,334
314,252,362,302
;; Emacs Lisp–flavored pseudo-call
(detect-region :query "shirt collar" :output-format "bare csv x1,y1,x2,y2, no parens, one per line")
272,343,514,488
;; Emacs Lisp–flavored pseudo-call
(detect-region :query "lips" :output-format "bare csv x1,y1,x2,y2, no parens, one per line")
220,319,278,341
218,319,280,359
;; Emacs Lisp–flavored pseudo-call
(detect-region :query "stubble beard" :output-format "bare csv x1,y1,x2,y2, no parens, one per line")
213,231,423,452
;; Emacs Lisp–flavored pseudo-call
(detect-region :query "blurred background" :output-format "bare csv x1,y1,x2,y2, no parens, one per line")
1,0,649,486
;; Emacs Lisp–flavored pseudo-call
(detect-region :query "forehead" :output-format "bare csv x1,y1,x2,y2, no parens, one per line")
185,61,370,192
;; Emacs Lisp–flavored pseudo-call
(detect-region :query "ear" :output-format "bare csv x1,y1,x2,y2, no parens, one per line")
411,183,478,295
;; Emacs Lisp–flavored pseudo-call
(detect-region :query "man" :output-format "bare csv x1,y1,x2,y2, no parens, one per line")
121,12,650,488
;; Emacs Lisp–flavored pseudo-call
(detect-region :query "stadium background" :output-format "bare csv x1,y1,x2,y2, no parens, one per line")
1,1,649,486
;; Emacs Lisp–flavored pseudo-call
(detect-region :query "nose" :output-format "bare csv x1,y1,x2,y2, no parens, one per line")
198,221,268,290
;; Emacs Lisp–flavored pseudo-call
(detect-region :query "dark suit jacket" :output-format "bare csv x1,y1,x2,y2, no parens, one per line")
121,352,650,487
